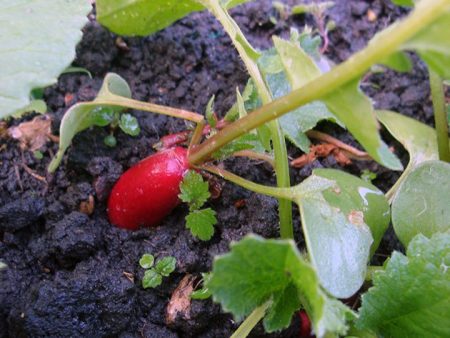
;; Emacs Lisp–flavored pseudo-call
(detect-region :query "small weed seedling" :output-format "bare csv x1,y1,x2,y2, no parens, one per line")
139,253,176,289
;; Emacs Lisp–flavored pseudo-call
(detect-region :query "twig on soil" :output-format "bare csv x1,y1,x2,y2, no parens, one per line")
22,164,47,183
306,130,371,160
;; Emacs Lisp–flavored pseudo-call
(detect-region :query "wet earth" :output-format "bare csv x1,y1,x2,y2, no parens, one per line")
0,1,433,337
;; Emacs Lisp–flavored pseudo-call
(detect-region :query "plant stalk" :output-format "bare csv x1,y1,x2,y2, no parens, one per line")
95,97,204,123
230,302,270,338
190,0,450,164
429,70,450,162
202,0,293,239
200,165,295,200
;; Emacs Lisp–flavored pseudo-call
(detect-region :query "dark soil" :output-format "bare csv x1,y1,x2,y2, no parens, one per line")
0,1,433,337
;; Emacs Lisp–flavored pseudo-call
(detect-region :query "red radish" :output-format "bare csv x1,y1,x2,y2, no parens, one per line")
108,147,189,230
298,310,312,337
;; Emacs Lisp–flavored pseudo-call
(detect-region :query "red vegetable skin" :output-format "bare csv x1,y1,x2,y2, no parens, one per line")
108,147,189,230
299,310,312,338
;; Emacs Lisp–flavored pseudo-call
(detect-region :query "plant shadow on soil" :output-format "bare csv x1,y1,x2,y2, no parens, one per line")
0,1,433,337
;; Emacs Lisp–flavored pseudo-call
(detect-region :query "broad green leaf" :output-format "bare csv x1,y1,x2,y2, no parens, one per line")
119,113,140,136
264,284,302,332
211,133,262,159
357,232,450,337
261,42,340,153
142,269,163,289
315,169,390,256
272,37,401,170
11,100,47,118
392,161,450,247
155,256,177,277
0,0,90,119
62,66,92,78
97,0,251,37
401,7,450,78
323,81,403,170
379,52,412,72
207,235,354,336
139,254,155,269
179,170,211,210
48,73,132,172
392,0,415,6
273,37,321,88
296,170,389,298
376,110,446,200
185,208,217,241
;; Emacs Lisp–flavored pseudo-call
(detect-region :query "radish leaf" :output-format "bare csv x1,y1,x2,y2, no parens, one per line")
357,231,450,337
392,161,450,247
0,0,90,118
207,235,354,336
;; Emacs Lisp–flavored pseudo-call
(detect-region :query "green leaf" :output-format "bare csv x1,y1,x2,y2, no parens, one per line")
11,100,47,118
97,0,251,37
207,235,354,336
264,284,302,332
272,36,402,170
379,52,413,72
185,208,217,241
90,107,116,127
260,45,340,153
0,261,6,270
220,0,253,8
155,256,177,277
142,269,163,289
391,0,415,7
205,95,216,128
191,272,213,300
212,133,261,159
48,73,132,172
139,254,155,269
402,8,450,78
296,170,389,298
392,161,450,247
357,231,450,337
62,66,92,78
376,110,446,200
119,113,140,136
323,81,403,170
0,0,90,119
179,170,211,210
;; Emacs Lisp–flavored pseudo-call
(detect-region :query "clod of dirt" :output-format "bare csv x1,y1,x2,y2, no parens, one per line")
0,195,45,232
7,256,137,337
31,212,104,268
87,157,123,201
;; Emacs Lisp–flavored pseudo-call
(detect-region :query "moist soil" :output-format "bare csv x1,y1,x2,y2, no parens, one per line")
0,1,433,337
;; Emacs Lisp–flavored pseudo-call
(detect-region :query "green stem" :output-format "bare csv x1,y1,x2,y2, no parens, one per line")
95,97,204,123
202,0,293,239
429,70,450,162
199,165,295,200
230,302,270,338
189,0,450,164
